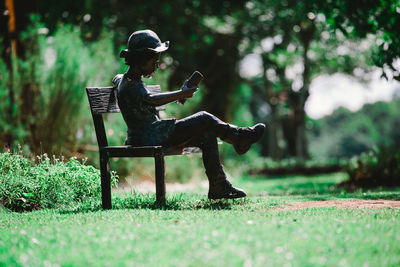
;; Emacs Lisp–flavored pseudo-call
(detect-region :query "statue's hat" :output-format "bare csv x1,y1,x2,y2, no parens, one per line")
120,29,169,58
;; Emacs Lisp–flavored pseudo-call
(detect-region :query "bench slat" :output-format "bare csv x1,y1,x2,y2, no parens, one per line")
86,85,166,114
87,87,120,114
103,146,159,157
102,145,201,157
147,85,161,94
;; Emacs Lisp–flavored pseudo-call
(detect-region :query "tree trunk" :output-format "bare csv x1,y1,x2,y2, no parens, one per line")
248,85,281,159
1,0,15,148
294,107,307,162
7,0,39,151
268,103,282,159
199,34,240,122
294,20,315,161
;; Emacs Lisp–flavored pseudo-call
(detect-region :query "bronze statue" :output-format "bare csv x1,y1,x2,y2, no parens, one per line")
114,29,266,199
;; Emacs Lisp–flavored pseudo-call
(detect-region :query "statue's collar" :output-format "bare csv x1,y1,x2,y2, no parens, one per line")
125,72,141,82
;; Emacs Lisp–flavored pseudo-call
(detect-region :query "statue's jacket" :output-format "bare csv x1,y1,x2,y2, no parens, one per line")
117,75,175,146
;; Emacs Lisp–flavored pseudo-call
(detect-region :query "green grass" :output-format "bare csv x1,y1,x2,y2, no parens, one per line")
235,172,400,201
1,173,400,267
237,172,348,196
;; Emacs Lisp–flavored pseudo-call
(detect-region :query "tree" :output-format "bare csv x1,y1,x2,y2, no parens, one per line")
1,0,38,148
240,0,372,160
309,99,400,158
2,0,250,153
312,0,400,80
37,0,248,121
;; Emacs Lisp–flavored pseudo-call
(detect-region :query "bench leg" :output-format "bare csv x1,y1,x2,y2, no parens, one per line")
100,152,112,209
154,149,166,203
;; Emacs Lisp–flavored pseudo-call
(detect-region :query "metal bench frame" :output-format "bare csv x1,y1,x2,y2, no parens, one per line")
86,86,197,209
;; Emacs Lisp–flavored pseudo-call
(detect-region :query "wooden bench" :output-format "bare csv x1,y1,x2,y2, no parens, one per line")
86,85,199,209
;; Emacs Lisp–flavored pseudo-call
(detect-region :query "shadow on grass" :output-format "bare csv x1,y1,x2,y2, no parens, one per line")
58,193,251,214
57,188,400,214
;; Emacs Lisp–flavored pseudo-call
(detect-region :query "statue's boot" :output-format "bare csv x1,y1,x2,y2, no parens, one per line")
208,175,247,200
221,123,266,155
200,132,246,200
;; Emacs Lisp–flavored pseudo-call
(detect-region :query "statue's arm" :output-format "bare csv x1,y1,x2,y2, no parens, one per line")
144,88,196,106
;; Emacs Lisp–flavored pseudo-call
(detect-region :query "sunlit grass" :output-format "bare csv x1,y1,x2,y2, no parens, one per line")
236,172,349,196
1,173,400,266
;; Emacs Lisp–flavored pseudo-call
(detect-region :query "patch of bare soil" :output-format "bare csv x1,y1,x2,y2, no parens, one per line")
277,199,400,210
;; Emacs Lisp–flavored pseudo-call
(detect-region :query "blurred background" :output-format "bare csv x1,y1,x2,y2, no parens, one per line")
1,0,400,187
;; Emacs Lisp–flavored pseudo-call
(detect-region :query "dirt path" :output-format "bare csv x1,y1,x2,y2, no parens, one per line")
277,199,400,210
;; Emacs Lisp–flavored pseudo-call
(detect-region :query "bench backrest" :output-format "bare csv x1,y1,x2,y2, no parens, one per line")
86,87,119,115
86,85,164,148
86,87,117,148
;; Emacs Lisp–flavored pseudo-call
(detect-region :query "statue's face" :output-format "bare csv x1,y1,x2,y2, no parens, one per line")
141,53,160,78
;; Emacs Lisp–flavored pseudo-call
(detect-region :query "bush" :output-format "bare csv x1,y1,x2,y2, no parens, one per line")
0,152,117,211
309,100,400,159
342,147,400,189
0,17,121,155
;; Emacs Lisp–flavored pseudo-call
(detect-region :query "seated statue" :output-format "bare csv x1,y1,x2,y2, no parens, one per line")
114,29,266,200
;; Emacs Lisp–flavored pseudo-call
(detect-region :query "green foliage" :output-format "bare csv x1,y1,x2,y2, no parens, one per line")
164,155,204,183
0,18,120,155
231,83,256,127
346,147,400,188
309,99,400,158
32,25,92,153
112,155,204,185
312,0,400,79
0,152,117,211
3,1,397,180
241,0,373,159
0,45,27,144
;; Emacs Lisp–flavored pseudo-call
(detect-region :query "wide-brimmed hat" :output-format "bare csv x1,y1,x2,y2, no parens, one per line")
120,29,169,58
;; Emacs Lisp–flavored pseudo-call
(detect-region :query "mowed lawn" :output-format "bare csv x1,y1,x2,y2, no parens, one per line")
1,173,400,267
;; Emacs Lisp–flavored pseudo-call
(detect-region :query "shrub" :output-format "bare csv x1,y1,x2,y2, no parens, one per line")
0,17,121,155
342,147,400,188
309,99,400,159
0,152,117,211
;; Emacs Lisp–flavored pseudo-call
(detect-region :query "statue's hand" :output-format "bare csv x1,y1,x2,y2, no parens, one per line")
181,80,198,91
180,81,198,99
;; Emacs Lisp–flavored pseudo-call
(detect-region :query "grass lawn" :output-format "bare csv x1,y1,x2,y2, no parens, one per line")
1,173,400,267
